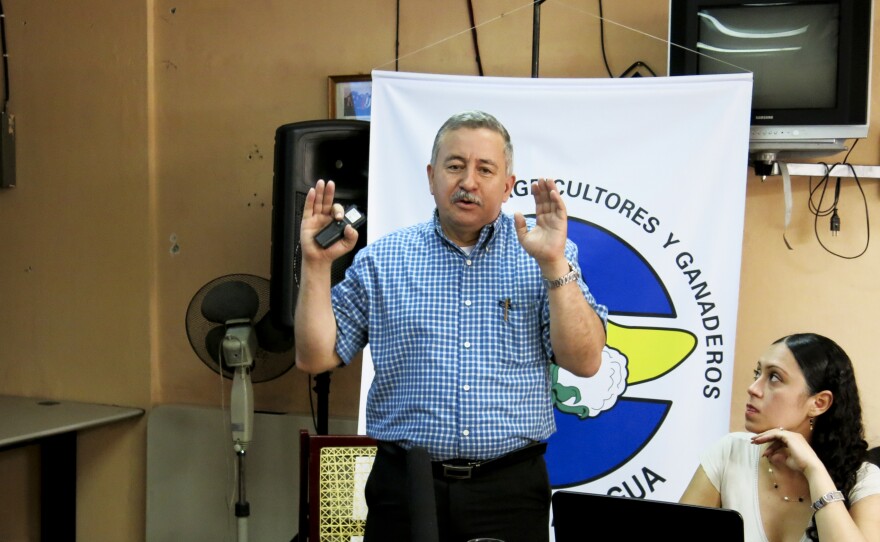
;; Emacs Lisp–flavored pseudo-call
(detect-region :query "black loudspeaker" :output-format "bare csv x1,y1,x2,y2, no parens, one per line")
269,120,370,329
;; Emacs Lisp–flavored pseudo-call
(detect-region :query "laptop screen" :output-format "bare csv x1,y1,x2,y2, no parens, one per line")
552,490,744,542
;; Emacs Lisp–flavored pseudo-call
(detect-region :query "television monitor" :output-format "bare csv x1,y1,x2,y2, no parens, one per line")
668,0,872,162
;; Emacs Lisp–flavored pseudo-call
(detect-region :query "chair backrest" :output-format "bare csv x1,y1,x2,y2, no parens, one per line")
298,429,377,542
867,447,880,467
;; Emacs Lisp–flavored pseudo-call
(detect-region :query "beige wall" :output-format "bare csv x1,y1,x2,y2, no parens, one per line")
0,1,150,541
0,1,877,540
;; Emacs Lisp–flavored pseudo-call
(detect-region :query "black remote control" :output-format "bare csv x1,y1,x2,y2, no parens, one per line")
315,205,367,248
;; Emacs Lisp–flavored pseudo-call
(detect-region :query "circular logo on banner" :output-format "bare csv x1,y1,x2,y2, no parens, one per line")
509,178,736,501
546,218,695,489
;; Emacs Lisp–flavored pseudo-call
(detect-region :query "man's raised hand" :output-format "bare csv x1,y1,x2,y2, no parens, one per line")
299,179,359,265
514,178,569,267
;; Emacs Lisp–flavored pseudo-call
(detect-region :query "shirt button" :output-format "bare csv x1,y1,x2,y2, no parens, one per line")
464,300,472,306
462,429,470,437
464,341,471,348
463,385,471,391
466,259,473,266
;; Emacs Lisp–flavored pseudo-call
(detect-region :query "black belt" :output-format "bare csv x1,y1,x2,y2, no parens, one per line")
376,441,548,480
432,442,547,480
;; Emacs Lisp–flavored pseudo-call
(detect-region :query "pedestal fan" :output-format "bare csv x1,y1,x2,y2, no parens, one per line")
185,273,295,542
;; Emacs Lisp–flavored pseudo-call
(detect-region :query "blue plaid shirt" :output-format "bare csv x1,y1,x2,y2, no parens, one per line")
332,211,608,461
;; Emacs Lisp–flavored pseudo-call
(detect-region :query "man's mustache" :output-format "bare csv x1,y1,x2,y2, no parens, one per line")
451,189,482,206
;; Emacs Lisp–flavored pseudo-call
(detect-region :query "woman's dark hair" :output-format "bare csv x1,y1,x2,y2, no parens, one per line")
774,333,867,541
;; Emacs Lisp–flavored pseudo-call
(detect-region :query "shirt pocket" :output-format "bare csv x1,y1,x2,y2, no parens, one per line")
496,285,545,364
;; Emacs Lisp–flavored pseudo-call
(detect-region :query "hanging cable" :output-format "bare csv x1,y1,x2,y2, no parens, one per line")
374,0,743,76
598,0,614,77
466,0,484,75
808,140,859,219
0,0,10,110
811,165,869,259
807,140,870,259
373,1,536,71
829,178,841,236
619,61,657,78
395,0,400,71
807,163,835,219
597,0,657,78
841,138,858,164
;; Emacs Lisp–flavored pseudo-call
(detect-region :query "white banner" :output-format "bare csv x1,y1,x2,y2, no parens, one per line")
359,70,752,507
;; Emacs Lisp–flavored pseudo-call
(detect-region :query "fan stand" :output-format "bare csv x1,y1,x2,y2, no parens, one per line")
234,446,250,542
224,320,256,542
231,364,253,542
185,274,297,542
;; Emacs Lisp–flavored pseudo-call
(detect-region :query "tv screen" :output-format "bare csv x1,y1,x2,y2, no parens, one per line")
696,3,839,110
669,0,871,155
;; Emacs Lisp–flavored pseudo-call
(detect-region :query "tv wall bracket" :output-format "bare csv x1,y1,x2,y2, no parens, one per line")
754,162,880,181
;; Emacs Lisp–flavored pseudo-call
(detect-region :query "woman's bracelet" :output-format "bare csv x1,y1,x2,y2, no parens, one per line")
811,490,845,512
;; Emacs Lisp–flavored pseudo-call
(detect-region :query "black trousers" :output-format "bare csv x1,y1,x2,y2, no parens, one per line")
363,444,551,542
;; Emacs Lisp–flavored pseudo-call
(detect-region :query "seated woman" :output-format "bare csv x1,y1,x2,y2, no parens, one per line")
680,333,880,542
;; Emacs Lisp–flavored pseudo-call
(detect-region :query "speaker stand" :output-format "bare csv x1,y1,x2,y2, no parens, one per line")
531,0,546,77
313,372,331,435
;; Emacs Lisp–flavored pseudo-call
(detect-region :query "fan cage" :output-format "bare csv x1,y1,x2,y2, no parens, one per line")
185,273,295,383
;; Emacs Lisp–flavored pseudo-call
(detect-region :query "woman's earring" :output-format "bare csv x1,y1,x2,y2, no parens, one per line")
809,417,814,431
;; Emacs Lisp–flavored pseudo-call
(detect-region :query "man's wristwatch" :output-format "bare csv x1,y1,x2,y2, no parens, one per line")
811,490,845,512
542,260,579,290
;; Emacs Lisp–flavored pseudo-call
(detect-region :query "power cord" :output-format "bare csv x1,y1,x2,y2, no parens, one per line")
829,179,840,237
598,0,613,77
598,0,656,78
395,0,400,71
0,0,9,106
619,61,657,78
466,0,484,75
807,140,870,259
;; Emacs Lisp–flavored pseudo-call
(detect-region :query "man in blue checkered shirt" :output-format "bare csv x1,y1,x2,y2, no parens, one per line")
295,110,607,542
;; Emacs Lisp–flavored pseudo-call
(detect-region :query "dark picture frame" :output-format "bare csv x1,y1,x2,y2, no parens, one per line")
328,74,373,121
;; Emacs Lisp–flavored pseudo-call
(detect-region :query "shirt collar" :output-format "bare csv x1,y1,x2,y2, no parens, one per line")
431,209,503,254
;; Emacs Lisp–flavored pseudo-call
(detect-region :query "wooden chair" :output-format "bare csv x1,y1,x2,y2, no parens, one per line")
296,429,377,542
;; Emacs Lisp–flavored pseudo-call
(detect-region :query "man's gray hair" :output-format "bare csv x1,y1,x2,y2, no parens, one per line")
430,110,514,176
